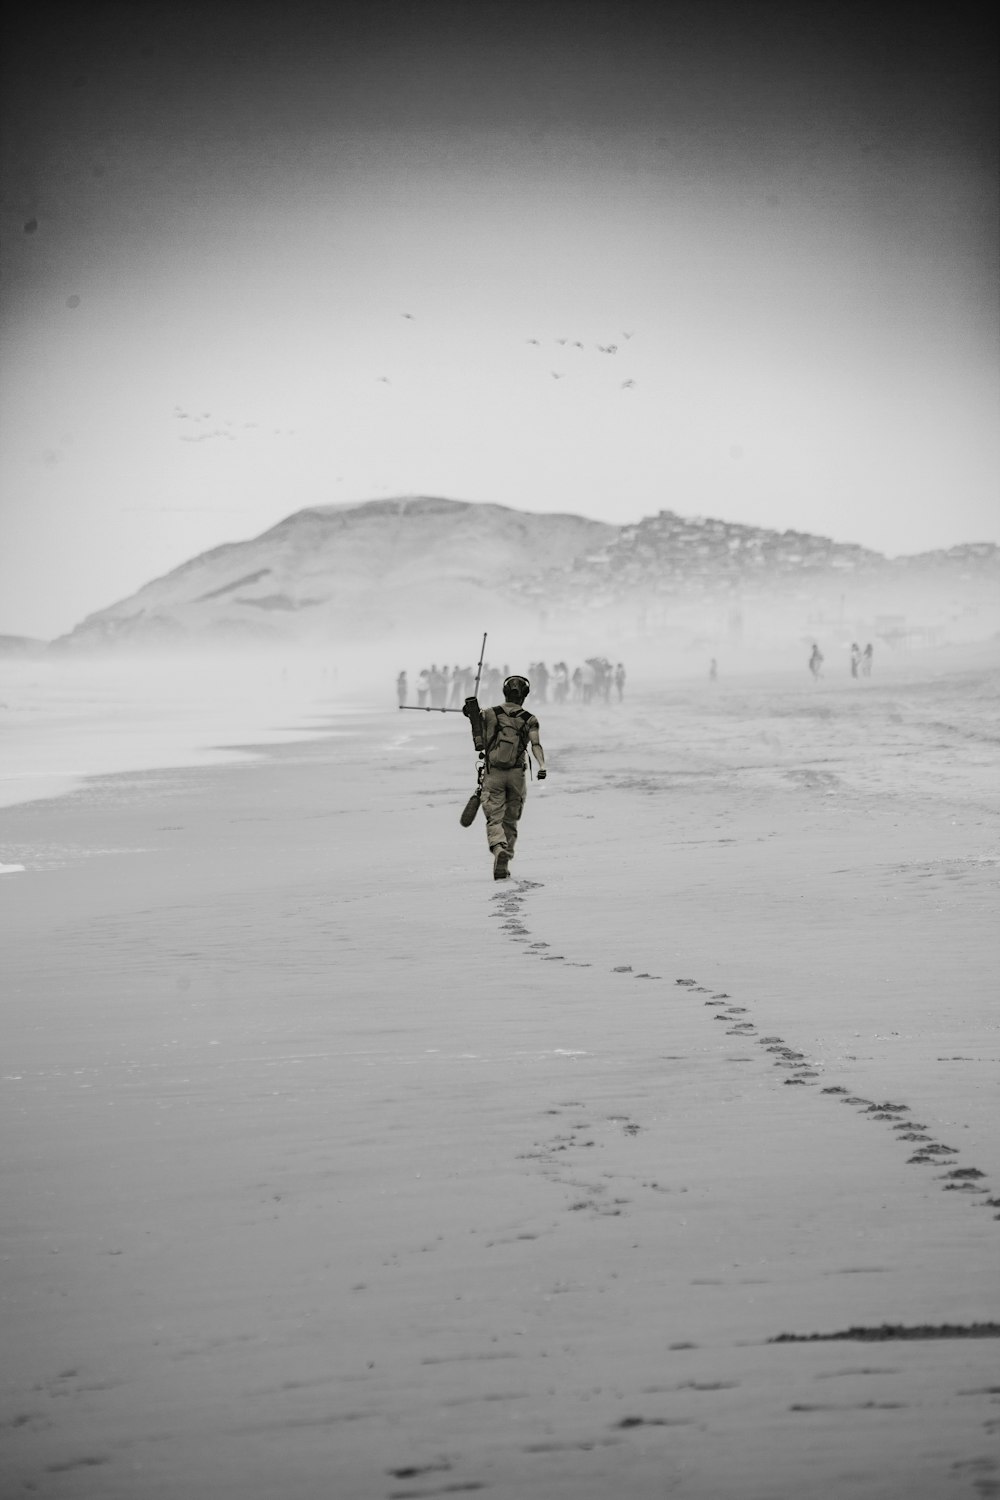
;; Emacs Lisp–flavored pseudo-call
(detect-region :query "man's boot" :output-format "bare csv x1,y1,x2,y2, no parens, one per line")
493,847,510,880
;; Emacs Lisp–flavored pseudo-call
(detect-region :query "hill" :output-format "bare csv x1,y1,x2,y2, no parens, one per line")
52,496,1000,653
54,497,614,651
517,511,1000,647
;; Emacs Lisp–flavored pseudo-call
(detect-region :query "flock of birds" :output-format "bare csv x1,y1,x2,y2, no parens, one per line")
172,409,297,443
375,317,639,388
171,316,640,438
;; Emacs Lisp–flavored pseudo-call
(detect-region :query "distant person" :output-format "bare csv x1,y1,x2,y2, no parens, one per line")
614,662,626,700
862,642,874,677
417,667,430,708
709,658,717,682
466,673,546,880
429,664,446,709
553,661,569,703
396,670,408,707
571,665,583,701
850,642,861,679
808,644,823,680
448,663,464,708
580,659,596,704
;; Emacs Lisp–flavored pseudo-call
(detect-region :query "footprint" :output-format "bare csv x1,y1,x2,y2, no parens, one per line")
386,1461,452,1479
615,1415,683,1428
45,1457,110,1474
677,1380,739,1391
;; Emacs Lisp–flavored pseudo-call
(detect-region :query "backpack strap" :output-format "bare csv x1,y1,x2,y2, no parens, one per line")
483,706,500,766
484,705,502,760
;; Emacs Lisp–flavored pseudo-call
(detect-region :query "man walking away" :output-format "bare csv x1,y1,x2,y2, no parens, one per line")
396,670,408,707
475,674,546,880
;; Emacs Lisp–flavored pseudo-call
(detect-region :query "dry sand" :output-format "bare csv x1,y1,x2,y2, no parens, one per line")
2,646,999,1499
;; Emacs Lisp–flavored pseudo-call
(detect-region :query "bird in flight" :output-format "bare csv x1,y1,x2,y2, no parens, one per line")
622,331,634,340
621,379,636,389
555,337,568,345
572,341,584,349
551,371,565,380
598,344,618,355
526,338,541,345
401,312,414,319
376,375,391,384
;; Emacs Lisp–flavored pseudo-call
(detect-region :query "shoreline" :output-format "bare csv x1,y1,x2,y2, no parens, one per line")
0,653,380,815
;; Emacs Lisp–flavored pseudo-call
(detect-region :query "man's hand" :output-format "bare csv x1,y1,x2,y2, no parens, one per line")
537,768,547,780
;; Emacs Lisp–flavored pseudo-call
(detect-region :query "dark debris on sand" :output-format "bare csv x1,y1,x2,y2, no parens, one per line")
770,1323,1000,1343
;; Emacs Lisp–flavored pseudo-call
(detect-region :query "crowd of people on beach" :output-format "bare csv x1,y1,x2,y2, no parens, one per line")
396,643,876,705
396,658,626,708
809,642,874,680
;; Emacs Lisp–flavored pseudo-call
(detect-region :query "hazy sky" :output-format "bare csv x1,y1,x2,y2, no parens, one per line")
2,0,997,638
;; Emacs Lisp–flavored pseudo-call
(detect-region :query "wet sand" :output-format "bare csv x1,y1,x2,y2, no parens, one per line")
2,649,999,1498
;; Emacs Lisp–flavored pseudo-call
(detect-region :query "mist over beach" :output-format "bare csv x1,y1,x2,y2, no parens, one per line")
2,1,999,1495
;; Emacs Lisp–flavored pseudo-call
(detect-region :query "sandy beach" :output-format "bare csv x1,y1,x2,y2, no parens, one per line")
2,646,998,1499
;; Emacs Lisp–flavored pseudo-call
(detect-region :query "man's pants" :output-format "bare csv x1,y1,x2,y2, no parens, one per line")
481,767,526,856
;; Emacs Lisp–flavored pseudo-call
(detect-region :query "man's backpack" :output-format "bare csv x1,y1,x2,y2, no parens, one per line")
486,706,532,770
